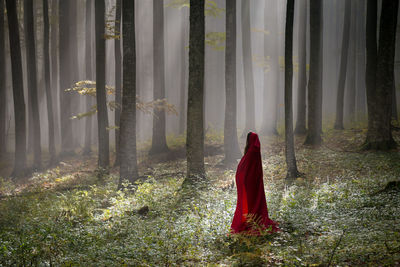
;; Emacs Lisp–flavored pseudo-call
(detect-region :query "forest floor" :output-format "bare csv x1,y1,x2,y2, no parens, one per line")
0,125,400,266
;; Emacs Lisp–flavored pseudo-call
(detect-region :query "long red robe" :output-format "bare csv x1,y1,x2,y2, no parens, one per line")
230,132,279,234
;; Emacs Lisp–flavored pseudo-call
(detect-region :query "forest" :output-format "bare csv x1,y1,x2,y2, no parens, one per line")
0,0,399,265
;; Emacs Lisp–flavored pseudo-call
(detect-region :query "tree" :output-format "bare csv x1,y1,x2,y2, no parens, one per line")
59,0,74,155
24,0,41,169
119,0,138,186
114,0,122,164
6,0,27,176
50,0,60,147
346,0,357,124
83,0,93,155
185,0,205,182
0,0,6,155
43,0,56,163
241,0,256,135
95,0,110,168
304,0,323,146
294,0,308,135
364,0,399,150
223,0,241,165
284,0,300,180
149,0,169,155
179,9,188,135
334,0,351,130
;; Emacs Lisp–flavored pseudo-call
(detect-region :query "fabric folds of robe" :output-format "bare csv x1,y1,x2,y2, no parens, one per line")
231,132,279,235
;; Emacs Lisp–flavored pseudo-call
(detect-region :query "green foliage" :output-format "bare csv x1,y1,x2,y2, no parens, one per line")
166,0,225,17
206,32,226,51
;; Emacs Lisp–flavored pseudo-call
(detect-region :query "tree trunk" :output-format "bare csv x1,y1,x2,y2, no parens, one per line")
119,0,138,186
0,0,6,155
83,0,93,156
294,0,308,135
95,0,109,169
346,0,357,124
224,0,241,165
179,9,188,135
241,0,256,135
150,0,169,155
304,0,323,146
334,0,351,130
43,0,56,163
285,0,299,180
24,0,42,169
59,0,74,155
185,0,205,182
114,0,122,164
364,0,398,150
260,0,279,136
6,0,27,176
356,0,367,119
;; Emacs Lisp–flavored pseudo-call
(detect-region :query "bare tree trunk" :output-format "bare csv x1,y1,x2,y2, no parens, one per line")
185,0,205,183
346,0,357,124
179,9,188,135
0,0,6,155
241,0,256,135
364,0,398,150
150,0,169,155
95,0,109,169
294,0,308,135
119,0,138,187
334,0,351,130
6,0,27,177
224,0,241,165
114,0,122,164
24,0,41,169
284,0,299,180
83,0,93,156
59,0,74,155
304,0,323,146
43,0,56,163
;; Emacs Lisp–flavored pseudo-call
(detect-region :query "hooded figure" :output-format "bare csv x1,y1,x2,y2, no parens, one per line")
230,132,279,234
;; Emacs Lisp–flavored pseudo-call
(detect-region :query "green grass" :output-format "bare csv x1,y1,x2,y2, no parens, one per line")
0,129,399,266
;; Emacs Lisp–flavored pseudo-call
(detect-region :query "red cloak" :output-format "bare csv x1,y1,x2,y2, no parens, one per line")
230,132,279,235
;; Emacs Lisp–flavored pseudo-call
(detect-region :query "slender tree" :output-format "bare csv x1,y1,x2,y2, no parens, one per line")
304,0,323,146
185,0,205,182
6,0,27,176
346,0,357,124
43,0,56,163
241,0,256,135
114,0,122,164
50,0,60,146
59,0,74,155
334,0,351,130
83,0,93,155
119,0,138,186
179,9,188,135
95,0,109,168
284,0,300,180
24,0,41,169
294,0,308,135
224,0,241,164
150,0,169,155
0,0,6,155
364,0,398,150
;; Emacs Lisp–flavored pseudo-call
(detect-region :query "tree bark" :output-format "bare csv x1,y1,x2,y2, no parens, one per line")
346,0,357,124
95,0,110,169
24,0,42,169
179,9,188,135
150,0,169,155
304,0,323,146
59,0,74,154
83,0,93,156
119,0,138,186
241,0,256,135
285,0,299,180
224,0,241,165
294,0,308,135
114,0,122,164
185,0,205,182
6,0,27,176
43,0,56,163
334,0,351,130
0,0,6,155
364,0,398,150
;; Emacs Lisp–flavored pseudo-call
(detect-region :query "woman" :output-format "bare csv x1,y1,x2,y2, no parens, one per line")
230,132,279,235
